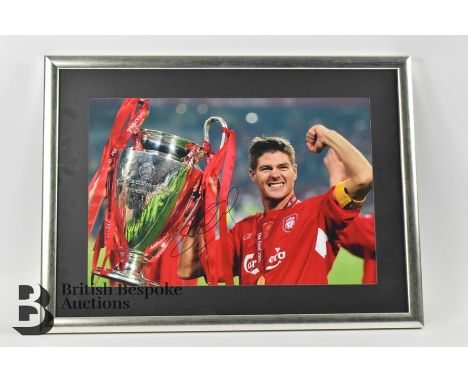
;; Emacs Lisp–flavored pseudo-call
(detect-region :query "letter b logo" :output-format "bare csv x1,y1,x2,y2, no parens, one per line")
13,284,54,335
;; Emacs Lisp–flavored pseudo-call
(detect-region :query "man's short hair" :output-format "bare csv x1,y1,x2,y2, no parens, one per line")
249,136,296,170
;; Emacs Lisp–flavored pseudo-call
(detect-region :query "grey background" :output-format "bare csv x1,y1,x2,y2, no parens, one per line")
0,36,466,346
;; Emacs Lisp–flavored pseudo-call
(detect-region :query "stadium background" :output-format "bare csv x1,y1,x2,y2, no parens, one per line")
88,98,374,285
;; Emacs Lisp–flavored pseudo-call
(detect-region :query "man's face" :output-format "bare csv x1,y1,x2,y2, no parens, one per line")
249,151,297,203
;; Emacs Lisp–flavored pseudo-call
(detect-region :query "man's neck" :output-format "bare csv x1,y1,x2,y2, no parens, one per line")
263,191,295,212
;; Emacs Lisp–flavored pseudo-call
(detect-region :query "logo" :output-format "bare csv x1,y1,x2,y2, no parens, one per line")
243,253,259,275
283,213,298,232
263,221,273,238
139,162,155,179
13,284,54,335
265,247,286,270
242,233,253,241
243,247,287,274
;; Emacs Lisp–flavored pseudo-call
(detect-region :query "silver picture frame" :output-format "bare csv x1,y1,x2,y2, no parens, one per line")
42,56,423,333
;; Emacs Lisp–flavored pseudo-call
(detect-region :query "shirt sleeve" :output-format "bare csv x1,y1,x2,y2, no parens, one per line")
321,186,361,233
338,214,376,258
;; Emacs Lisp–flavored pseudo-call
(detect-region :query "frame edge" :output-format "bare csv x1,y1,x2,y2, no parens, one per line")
41,56,59,322
397,56,424,327
41,55,423,333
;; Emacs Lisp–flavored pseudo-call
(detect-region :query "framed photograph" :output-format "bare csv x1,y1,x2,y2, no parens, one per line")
42,56,423,333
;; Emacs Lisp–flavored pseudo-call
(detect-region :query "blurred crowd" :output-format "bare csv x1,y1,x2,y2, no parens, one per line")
89,98,374,228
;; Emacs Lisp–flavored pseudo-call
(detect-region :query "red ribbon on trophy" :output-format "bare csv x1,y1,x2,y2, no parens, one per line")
199,126,236,286
88,98,150,274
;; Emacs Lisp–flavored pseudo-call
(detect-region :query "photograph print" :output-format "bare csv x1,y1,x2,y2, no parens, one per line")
87,97,375,288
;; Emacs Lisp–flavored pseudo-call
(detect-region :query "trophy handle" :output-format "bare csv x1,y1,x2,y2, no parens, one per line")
203,116,228,150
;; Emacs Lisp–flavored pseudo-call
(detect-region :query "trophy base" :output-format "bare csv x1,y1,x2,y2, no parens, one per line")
92,268,160,287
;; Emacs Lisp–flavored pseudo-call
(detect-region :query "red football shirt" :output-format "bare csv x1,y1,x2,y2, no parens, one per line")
338,214,376,284
228,188,360,285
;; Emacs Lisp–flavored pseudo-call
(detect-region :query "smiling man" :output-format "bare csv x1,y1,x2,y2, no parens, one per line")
178,124,373,285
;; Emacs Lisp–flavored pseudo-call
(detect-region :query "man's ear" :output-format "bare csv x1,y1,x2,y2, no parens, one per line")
249,168,256,182
293,163,298,181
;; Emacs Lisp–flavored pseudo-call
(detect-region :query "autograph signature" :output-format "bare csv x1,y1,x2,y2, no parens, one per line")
168,185,240,258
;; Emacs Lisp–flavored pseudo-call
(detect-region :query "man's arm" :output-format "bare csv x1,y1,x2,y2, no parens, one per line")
177,177,219,280
177,216,205,279
323,148,347,187
306,124,373,205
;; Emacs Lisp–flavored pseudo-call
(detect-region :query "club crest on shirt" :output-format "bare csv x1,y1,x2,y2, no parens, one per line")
283,213,298,232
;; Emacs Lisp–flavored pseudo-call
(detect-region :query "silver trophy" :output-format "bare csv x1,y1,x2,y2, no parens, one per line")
92,117,228,286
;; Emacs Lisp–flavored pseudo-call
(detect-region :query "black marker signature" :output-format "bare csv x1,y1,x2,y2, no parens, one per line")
167,185,240,258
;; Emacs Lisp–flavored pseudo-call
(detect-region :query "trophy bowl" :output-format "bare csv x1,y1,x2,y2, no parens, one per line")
92,129,204,286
